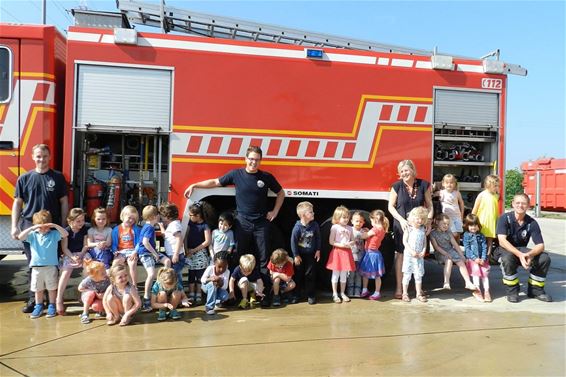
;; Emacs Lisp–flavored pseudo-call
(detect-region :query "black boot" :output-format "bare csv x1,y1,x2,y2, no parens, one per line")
527,284,552,302
506,284,520,303
22,297,36,313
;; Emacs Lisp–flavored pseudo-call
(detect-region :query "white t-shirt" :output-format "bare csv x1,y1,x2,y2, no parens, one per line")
163,220,185,257
200,265,230,290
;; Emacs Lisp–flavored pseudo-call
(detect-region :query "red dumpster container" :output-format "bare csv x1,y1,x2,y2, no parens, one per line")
521,158,566,212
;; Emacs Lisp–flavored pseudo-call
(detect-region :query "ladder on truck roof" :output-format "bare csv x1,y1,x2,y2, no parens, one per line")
108,0,525,75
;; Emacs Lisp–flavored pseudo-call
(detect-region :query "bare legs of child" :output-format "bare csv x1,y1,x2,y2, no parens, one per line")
56,267,73,315
472,276,491,302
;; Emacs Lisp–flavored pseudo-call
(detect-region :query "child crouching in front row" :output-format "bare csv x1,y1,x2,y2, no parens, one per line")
103,263,141,326
229,254,265,309
267,248,296,307
78,260,110,324
18,210,68,319
151,267,190,321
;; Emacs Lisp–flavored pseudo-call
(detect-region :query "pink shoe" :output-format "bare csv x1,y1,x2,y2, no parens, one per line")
360,291,370,298
369,292,381,301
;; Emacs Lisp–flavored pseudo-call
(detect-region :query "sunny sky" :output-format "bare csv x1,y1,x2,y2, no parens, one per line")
1,0,564,169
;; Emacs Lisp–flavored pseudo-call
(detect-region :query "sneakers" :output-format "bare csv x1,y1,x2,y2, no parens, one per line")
360,290,370,298
369,292,381,301
238,298,249,309
307,297,317,305
249,293,258,306
46,303,57,318
272,295,281,307
30,304,44,319
94,312,106,319
157,309,168,321
288,294,299,304
80,313,90,324
170,309,181,320
22,298,36,314
205,307,216,315
142,299,152,313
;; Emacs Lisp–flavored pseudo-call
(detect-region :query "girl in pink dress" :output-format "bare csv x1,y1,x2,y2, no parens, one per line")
326,206,355,303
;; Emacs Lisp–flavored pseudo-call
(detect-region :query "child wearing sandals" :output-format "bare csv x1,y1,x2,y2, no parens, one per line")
151,267,190,321
463,214,491,302
358,210,388,301
430,213,478,292
326,206,355,304
103,263,141,326
401,206,428,303
78,260,110,324
56,208,89,315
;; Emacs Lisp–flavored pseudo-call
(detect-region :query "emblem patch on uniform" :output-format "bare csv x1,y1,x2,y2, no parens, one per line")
521,230,528,240
47,178,56,191
257,180,265,188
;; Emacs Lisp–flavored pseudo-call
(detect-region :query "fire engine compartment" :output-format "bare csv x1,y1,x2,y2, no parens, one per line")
72,131,170,221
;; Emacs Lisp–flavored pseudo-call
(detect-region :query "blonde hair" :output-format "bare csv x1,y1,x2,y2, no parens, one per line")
120,205,139,222
270,248,290,265
331,205,350,225
296,201,313,217
83,259,106,278
91,207,109,227
408,206,429,225
108,263,127,284
239,254,256,272
369,209,389,232
32,210,51,225
141,205,158,221
397,159,417,176
157,267,178,288
442,174,458,187
67,208,85,223
31,143,50,155
484,174,500,190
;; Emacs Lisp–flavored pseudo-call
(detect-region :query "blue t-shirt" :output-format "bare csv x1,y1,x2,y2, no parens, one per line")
27,230,62,267
219,168,282,221
230,265,261,282
136,223,156,256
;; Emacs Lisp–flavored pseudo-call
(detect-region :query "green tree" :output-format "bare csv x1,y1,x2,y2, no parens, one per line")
505,168,524,207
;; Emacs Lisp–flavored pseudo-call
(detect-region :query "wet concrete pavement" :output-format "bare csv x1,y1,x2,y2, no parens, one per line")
0,217,564,376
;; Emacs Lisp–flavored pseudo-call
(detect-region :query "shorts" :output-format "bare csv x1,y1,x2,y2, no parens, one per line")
117,248,136,258
449,217,463,233
60,252,83,270
276,279,294,292
139,254,156,269
238,277,258,293
30,266,58,292
188,268,206,284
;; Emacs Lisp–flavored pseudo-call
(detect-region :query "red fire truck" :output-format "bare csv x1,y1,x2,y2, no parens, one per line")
0,0,526,257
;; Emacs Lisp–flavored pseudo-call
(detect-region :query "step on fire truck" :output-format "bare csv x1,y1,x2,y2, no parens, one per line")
0,1,526,265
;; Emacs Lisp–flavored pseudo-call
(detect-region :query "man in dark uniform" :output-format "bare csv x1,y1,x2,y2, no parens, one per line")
184,146,285,274
495,193,552,303
11,144,68,313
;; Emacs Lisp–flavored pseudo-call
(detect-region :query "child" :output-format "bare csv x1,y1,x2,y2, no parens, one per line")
430,214,478,292
347,211,366,298
151,267,190,321
77,259,110,324
17,210,68,318
229,254,265,309
472,174,500,258
185,202,211,304
103,263,141,326
87,207,113,270
290,201,321,305
135,205,166,312
201,251,231,315
463,214,491,302
111,205,142,285
401,206,428,303
358,210,388,300
267,248,296,307
56,208,89,315
210,211,235,261
439,174,465,243
158,203,185,284
326,205,355,304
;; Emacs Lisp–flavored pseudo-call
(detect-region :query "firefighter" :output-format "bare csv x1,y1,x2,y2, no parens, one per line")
494,193,552,303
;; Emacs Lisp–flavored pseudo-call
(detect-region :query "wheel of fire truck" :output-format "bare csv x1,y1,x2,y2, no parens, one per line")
318,210,395,291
